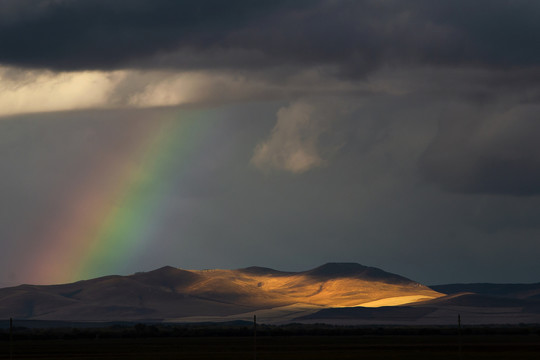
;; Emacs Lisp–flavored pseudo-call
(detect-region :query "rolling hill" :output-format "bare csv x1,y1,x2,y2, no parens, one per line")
0,263,443,322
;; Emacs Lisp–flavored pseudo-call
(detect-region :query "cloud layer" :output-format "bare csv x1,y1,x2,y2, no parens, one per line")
1,1,540,74
420,104,540,196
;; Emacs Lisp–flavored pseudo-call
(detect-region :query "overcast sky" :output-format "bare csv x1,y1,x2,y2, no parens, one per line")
1,0,540,286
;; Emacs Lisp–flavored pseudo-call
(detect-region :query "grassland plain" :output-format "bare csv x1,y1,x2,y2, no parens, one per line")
2,333,540,359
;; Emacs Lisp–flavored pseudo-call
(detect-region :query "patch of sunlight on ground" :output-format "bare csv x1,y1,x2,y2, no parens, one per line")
351,295,437,308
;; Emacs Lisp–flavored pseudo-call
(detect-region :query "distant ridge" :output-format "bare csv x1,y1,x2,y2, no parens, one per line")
131,266,201,288
236,266,293,276
416,292,534,308
429,283,540,299
237,263,416,284
303,263,415,284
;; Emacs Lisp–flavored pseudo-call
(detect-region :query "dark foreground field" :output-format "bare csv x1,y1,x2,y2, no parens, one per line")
2,334,540,359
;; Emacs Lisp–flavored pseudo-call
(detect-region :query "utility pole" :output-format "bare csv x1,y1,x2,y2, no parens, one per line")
458,314,462,359
9,318,13,360
253,315,257,360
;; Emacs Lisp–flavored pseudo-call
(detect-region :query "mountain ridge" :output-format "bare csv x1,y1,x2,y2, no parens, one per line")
2,264,539,325
0,262,442,322
302,263,415,284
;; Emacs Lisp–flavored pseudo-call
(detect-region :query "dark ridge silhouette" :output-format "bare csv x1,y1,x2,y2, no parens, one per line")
430,283,540,299
236,266,294,276
131,266,202,289
304,263,415,284
523,303,540,314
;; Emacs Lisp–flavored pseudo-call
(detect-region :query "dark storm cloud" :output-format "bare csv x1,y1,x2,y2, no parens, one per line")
1,0,540,73
0,0,312,70
419,104,540,196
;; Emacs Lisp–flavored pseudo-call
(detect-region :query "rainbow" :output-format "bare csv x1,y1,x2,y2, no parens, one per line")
28,109,212,284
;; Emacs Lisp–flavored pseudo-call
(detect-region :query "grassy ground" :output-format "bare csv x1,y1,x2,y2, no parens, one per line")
1,334,539,359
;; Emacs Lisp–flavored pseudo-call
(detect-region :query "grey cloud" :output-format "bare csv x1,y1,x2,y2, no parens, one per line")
251,100,352,173
1,1,540,74
0,0,311,71
420,104,540,196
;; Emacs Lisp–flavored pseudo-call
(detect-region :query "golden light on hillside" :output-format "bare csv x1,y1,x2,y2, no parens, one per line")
185,269,444,309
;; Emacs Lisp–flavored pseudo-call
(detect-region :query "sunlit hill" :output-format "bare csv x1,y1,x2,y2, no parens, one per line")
0,263,443,323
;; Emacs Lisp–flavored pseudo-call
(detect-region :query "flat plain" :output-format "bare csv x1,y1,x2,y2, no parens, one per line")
2,334,540,360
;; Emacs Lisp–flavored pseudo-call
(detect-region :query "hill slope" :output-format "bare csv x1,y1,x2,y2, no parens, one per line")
0,263,442,322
